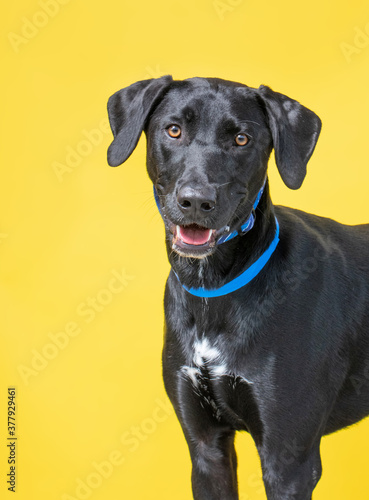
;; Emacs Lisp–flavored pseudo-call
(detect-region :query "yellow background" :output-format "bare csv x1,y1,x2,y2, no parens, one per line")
1,0,369,498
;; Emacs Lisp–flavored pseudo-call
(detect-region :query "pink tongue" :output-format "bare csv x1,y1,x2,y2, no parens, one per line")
179,225,212,245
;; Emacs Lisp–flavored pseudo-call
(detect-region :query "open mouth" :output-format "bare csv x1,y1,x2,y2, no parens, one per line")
171,223,218,257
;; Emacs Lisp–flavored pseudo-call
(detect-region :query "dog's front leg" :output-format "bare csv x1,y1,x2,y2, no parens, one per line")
189,426,239,500
258,438,322,500
165,366,239,499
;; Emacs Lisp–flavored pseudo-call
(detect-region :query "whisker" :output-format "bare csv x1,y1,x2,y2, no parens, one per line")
239,120,262,127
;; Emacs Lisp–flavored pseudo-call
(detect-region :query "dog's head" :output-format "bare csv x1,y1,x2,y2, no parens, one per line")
107,76,321,258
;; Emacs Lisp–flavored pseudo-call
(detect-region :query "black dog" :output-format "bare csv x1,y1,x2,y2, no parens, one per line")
107,76,369,499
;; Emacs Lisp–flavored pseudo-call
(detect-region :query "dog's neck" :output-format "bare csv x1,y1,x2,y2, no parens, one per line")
166,184,277,293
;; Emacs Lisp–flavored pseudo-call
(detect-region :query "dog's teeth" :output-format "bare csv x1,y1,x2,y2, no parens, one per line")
176,225,180,238
207,230,214,242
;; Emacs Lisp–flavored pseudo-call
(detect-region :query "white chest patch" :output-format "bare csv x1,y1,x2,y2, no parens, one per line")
194,338,228,375
181,337,253,386
193,338,225,370
181,337,227,385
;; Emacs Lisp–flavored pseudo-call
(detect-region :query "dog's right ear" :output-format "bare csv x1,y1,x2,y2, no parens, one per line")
107,75,173,167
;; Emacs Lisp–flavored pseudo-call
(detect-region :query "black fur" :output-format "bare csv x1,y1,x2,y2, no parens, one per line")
107,76,369,499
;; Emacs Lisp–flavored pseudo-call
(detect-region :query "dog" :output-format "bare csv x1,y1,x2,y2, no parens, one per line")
107,76,369,499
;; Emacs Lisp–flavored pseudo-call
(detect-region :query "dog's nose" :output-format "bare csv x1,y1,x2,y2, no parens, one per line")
177,185,216,216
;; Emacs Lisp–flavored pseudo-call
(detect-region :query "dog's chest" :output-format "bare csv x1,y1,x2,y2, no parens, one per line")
180,337,256,429
181,337,236,382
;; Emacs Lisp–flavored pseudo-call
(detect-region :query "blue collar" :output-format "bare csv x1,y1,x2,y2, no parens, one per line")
216,179,266,244
153,180,280,297
174,217,279,297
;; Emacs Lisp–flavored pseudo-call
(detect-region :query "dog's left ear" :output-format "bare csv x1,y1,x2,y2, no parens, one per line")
107,75,173,167
257,85,322,189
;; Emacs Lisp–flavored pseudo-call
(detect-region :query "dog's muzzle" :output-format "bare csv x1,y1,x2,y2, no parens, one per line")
153,179,266,257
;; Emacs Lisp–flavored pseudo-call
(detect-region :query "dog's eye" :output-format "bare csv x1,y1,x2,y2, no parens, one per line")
235,133,249,146
167,125,181,138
